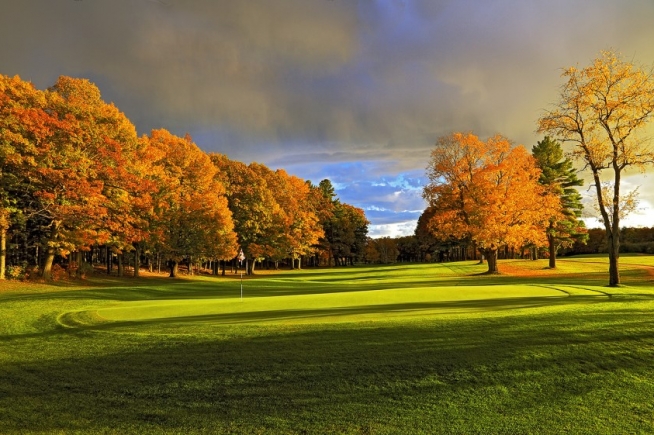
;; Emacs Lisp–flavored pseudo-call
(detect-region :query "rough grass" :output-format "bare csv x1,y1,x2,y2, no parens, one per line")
1,255,654,434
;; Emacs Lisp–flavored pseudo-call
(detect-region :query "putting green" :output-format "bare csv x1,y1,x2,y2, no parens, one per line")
64,284,607,327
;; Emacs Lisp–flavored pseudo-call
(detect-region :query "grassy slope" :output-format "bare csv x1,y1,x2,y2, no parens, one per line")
1,256,654,434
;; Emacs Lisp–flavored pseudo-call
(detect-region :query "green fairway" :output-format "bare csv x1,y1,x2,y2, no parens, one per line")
2,256,654,434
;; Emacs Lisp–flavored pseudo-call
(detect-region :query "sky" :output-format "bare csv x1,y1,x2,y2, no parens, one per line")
2,0,654,237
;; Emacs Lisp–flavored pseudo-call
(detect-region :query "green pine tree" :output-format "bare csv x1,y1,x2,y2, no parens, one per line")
532,136,588,268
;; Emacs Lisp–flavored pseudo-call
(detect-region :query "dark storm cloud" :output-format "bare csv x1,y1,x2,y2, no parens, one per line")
1,0,359,136
2,0,654,234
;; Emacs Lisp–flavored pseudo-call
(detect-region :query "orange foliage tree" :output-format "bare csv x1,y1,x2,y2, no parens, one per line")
210,155,280,274
0,75,54,279
47,76,156,277
146,130,237,277
260,169,323,269
423,132,561,274
538,50,654,286
20,78,118,280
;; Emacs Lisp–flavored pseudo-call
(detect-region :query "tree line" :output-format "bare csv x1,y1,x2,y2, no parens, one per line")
0,74,369,280
360,226,654,266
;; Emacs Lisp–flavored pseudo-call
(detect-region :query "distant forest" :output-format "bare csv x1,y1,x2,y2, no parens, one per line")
363,227,654,265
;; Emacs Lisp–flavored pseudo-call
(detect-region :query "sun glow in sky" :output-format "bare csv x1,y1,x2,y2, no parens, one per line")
2,0,654,236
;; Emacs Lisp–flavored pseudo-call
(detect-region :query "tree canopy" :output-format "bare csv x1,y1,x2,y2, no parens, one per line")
423,132,561,274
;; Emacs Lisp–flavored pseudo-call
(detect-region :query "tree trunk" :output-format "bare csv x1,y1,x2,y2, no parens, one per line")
482,248,499,274
222,260,226,276
117,252,124,277
134,244,140,277
43,223,61,280
297,256,302,270
169,260,178,278
43,246,56,280
548,233,556,269
607,230,620,287
592,168,621,286
106,246,113,275
0,227,6,280
76,250,84,278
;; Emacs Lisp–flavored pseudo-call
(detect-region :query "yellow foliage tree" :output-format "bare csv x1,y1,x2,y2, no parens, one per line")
423,132,560,274
538,50,654,286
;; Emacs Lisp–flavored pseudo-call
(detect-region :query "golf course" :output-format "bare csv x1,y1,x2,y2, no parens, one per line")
2,255,654,434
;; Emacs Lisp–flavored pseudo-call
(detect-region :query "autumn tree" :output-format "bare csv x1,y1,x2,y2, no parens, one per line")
363,237,381,263
211,155,279,275
13,77,120,280
147,130,236,277
262,169,323,269
538,50,654,286
0,75,109,279
0,75,50,278
423,132,560,274
48,76,157,277
532,136,588,268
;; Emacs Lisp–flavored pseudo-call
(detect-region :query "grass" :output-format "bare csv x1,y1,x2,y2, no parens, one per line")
2,255,654,434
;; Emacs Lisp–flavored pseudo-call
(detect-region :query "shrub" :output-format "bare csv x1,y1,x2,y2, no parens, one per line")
51,264,66,281
6,265,26,280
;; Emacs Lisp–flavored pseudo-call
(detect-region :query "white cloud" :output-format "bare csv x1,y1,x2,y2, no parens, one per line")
369,221,417,239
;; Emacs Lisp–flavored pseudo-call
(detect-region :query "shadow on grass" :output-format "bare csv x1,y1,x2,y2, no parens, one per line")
2,302,654,434
3,269,634,304
1,294,613,342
